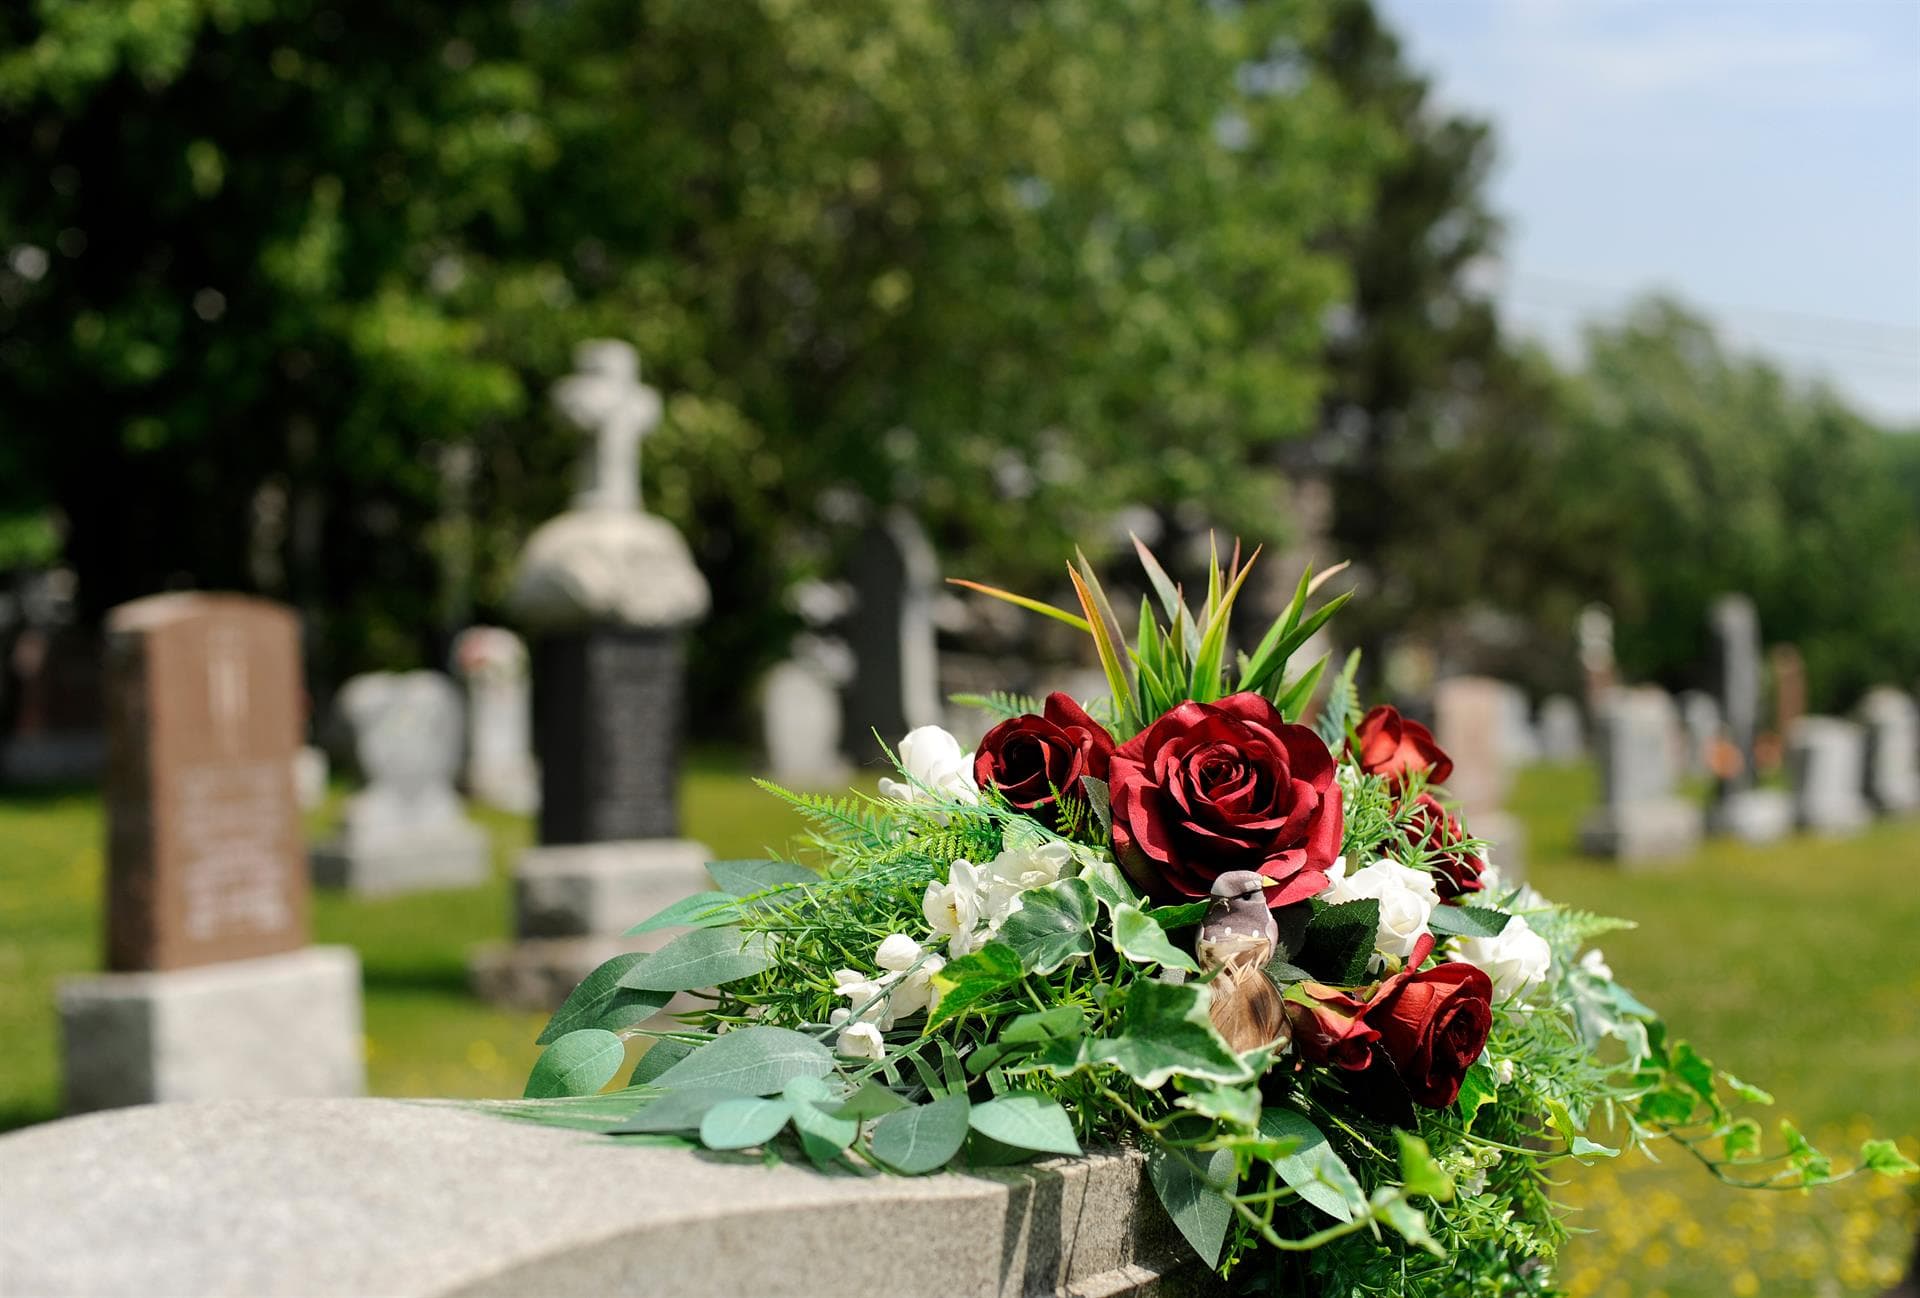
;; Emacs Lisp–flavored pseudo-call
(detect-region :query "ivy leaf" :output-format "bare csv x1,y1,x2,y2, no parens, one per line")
1259,1107,1366,1222
698,1097,792,1151
1076,856,1136,911
617,927,775,993
1086,981,1251,1089
926,942,1024,1030
1001,1005,1088,1044
1547,1099,1618,1161
1147,1145,1236,1268
1859,1139,1919,1176
1174,1083,1260,1131
1454,1062,1498,1127
1145,901,1210,930
869,1096,972,1174
1372,1190,1442,1257
1782,1121,1833,1183
1723,1118,1762,1161
1424,905,1512,940
523,1028,625,1099
706,859,816,895
1112,902,1200,973
1298,899,1380,985
1395,1131,1454,1202
968,1092,1081,1157
1722,1072,1775,1106
646,1026,835,1096
535,955,671,1044
997,877,1098,974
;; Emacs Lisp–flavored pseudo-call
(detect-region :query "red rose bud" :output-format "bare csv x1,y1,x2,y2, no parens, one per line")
1364,960,1494,1108
1402,792,1486,901
1109,693,1343,909
973,692,1116,830
1284,984,1380,1071
1352,705,1454,791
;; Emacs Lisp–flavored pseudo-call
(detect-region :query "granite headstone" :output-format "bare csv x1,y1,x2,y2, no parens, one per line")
1433,675,1527,884
1536,694,1585,764
838,510,942,765
452,625,540,815
1858,687,1920,815
1787,716,1871,836
58,593,363,1112
1578,687,1704,866
1706,595,1792,842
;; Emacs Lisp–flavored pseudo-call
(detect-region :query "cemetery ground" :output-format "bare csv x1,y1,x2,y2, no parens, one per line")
2,761,1915,1297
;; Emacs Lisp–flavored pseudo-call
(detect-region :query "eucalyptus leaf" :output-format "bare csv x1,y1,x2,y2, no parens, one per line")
618,927,775,993
968,1092,1081,1157
628,1035,698,1086
616,1086,748,1134
1147,1145,1236,1268
1258,1107,1366,1222
623,891,742,936
1112,902,1199,973
706,859,818,895
869,1096,972,1174
535,954,670,1044
699,1097,792,1151
828,1079,910,1122
997,877,1097,974
784,1075,859,1163
523,1028,625,1099
647,1026,835,1096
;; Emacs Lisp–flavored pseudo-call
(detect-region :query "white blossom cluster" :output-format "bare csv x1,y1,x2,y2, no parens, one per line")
830,934,946,1060
922,838,1077,956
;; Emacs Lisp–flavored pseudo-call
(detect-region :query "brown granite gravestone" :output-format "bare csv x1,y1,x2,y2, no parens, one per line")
102,593,308,972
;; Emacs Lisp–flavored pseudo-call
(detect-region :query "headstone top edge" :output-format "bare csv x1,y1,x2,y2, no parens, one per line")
107,592,296,634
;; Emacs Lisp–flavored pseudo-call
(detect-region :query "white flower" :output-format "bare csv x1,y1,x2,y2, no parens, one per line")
878,725,979,805
978,839,1074,923
1579,948,1613,981
875,934,924,973
885,953,945,1021
1494,1058,1516,1086
1319,857,1439,962
831,970,890,1025
1455,914,1553,1003
922,859,987,954
835,1021,886,1060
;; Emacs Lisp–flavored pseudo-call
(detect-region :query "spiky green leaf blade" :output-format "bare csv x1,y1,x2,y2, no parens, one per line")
946,578,1092,632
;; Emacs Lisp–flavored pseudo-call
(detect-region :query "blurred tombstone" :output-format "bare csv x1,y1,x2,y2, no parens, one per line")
762,637,854,789
1760,643,1807,775
1787,716,1871,836
838,510,942,764
312,671,489,894
1536,694,1585,764
1576,603,1615,715
1578,687,1703,866
1858,688,1920,815
452,626,540,815
1677,691,1721,778
1496,683,1539,767
470,339,711,1011
57,593,363,1113
1432,675,1527,883
293,744,329,810
1706,595,1791,842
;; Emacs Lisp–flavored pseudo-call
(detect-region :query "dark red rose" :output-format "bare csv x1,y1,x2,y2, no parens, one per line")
1364,956,1494,1109
1402,793,1485,901
1284,984,1379,1070
1352,705,1453,791
973,692,1116,829
1109,693,1343,909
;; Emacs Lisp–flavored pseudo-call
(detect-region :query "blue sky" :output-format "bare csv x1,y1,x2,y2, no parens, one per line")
1375,0,1920,422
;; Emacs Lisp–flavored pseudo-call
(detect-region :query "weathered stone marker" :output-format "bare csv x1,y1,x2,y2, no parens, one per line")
452,625,540,815
59,593,363,1113
838,509,943,764
1536,694,1585,764
470,340,712,1009
1432,675,1527,883
312,670,490,894
1705,594,1791,843
1787,716,1871,836
1859,687,1920,815
1578,686,1704,866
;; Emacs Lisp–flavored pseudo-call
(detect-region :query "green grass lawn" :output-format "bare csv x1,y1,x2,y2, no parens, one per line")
2,756,1915,1295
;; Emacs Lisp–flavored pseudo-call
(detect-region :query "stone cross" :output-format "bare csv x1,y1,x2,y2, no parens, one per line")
552,340,662,514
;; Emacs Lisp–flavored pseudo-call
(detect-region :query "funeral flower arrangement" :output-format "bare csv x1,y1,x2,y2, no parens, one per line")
503,544,1914,1295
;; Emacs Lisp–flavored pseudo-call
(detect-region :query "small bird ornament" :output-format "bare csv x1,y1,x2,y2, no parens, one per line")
1197,870,1290,1053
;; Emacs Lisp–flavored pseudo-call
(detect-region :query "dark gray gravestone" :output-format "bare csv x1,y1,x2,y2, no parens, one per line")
839,511,941,764
1706,594,1791,843
532,629,684,843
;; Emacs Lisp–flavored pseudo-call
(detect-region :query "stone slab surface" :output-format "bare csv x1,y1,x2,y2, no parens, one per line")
57,946,365,1114
514,838,710,938
311,822,491,896
0,1099,1211,1298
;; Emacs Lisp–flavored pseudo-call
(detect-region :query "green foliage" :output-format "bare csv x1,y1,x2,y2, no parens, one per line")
534,955,671,1044
523,1029,625,1099
869,1096,972,1175
617,928,775,993
995,877,1098,975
